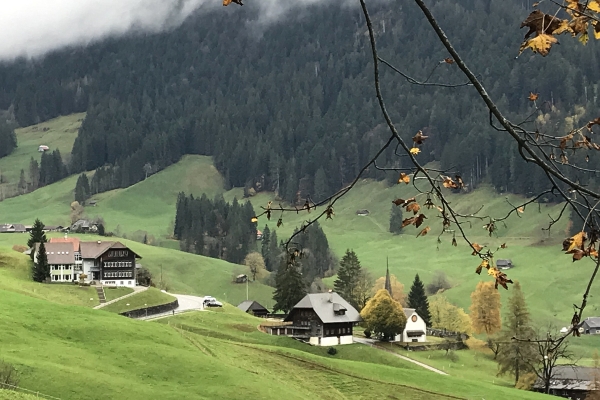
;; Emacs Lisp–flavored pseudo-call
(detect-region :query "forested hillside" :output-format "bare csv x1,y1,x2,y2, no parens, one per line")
0,0,599,201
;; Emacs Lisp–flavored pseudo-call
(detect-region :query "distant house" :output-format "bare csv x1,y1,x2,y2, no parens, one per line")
38,145,49,152
532,366,599,400
395,308,427,343
356,209,370,216
0,224,27,233
581,317,600,334
88,200,98,207
256,230,263,240
235,274,248,283
34,240,141,287
44,225,65,232
497,259,513,270
238,300,269,317
264,292,361,346
70,219,99,233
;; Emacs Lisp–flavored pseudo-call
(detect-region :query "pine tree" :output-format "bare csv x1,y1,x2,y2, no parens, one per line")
389,204,404,234
261,225,271,270
333,249,362,309
74,173,90,204
18,169,27,194
407,274,431,326
272,260,307,313
496,281,536,385
27,219,47,259
470,281,502,335
33,241,50,282
28,157,39,190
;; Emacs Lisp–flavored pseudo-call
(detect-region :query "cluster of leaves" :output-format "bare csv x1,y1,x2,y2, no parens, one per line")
472,244,514,290
519,1,600,56
562,230,599,261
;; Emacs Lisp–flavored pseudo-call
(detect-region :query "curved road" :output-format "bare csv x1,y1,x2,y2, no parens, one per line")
136,293,206,320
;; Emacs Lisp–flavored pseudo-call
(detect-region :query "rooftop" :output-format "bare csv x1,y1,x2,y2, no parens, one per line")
286,292,361,324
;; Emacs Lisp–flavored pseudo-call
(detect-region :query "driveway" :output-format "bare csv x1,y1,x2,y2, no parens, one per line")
353,337,448,375
136,293,206,321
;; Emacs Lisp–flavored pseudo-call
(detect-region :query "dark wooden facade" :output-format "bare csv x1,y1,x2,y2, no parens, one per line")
100,247,136,283
287,308,353,338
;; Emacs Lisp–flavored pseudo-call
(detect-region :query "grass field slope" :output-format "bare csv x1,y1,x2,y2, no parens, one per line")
0,279,551,400
0,113,85,193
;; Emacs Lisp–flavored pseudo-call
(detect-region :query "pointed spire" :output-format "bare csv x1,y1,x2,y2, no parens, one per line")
385,256,393,298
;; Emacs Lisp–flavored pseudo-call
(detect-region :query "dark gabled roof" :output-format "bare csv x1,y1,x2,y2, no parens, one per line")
285,292,361,324
533,366,598,390
0,224,26,233
583,317,600,329
38,242,75,265
80,241,115,259
237,300,269,313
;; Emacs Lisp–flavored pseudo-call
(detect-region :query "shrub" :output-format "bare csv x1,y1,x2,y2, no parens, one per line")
327,347,337,356
0,360,20,389
364,329,372,338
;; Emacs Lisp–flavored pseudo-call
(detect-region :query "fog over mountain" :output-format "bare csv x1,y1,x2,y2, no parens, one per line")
0,0,357,61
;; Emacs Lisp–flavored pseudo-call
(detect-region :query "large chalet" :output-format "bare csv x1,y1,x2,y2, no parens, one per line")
34,237,141,287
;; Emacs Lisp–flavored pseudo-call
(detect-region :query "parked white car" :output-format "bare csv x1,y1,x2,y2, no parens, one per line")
203,296,223,307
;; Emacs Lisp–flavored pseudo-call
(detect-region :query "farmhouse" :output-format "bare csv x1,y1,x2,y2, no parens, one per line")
269,292,361,346
532,366,599,400
70,219,99,233
238,300,269,317
0,224,27,233
34,240,141,287
581,317,600,334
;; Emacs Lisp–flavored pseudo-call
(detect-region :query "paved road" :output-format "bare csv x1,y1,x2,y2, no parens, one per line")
136,293,206,321
353,337,448,375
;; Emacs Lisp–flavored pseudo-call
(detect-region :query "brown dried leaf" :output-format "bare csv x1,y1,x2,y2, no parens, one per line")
471,243,483,255
414,214,427,228
402,217,416,228
406,202,421,215
452,237,457,247
528,92,539,101
417,226,430,237
413,130,429,145
476,259,489,275
442,176,458,189
398,173,410,185
444,58,454,64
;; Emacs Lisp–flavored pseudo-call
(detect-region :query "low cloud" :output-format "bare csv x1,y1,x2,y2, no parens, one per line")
0,0,361,61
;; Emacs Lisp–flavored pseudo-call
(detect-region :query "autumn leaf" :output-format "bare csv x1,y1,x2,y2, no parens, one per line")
443,58,454,64
414,213,427,228
251,216,258,223
406,202,421,215
476,259,489,275
223,0,244,5
563,231,587,252
442,176,458,189
567,248,586,261
483,221,496,237
517,206,524,213
589,246,599,258
402,217,416,227
393,198,414,206
410,147,421,155
277,217,283,228
501,243,508,249
398,173,410,184
471,243,483,255
519,33,559,56
488,267,513,290
455,175,465,188
326,206,335,220
452,237,457,247
413,131,429,145
528,92,539,101
417,226,430,237
589,0,600,12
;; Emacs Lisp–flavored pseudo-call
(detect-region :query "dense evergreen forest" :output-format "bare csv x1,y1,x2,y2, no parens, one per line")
0,120,16,159
1,0,599,200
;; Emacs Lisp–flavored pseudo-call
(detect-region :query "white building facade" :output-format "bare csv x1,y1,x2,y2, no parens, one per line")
395,308,427,343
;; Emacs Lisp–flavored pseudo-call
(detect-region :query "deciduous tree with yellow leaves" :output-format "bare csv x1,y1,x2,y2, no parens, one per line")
470,281,502,335
429,296,471,334
360,289,406,341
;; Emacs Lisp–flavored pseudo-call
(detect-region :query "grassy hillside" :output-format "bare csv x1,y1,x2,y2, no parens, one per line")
0,233,273,309
0,285,551,400
0,113,85,192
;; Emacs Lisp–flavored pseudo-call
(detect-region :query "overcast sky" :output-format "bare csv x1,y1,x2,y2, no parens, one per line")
0,0,357,61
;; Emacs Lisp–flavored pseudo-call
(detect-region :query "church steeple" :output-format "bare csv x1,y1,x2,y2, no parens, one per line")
385,256,393,298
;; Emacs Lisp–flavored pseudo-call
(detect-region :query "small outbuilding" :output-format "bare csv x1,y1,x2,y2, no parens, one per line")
581,317,600,334
395,308,427,343
497,259,513,270
38,145,49,152
532,366,599,399
238,300,269,317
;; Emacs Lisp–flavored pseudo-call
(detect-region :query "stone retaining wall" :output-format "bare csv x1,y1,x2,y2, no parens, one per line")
120,299,179,318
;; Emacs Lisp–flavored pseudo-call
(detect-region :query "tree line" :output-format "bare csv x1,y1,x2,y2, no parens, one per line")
0,1,599,203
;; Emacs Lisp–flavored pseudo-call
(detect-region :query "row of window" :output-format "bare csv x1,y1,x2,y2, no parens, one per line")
103,261,132,269
103,281,133,286
51,265,72,271
103,271,133,278
325,327,351,336
52,275,72,281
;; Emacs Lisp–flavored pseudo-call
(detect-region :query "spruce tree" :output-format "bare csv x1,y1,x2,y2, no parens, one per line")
333,249,362,308
496,281,536,385
273,260,307,313
27,219,47,259
407,274,431,326
261,225,271,270
389,204,404,234
33,241,50,282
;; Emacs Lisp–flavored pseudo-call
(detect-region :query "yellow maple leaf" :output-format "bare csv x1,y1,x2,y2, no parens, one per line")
579,31,590,45
593,21,600,39
398,173,410,184
588,0,600,12
564,231,587,252
519,34,558,56
251,216,258,223
410,147,421,155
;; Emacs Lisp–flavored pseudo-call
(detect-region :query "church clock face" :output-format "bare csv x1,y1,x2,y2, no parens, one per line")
411,315,417,322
